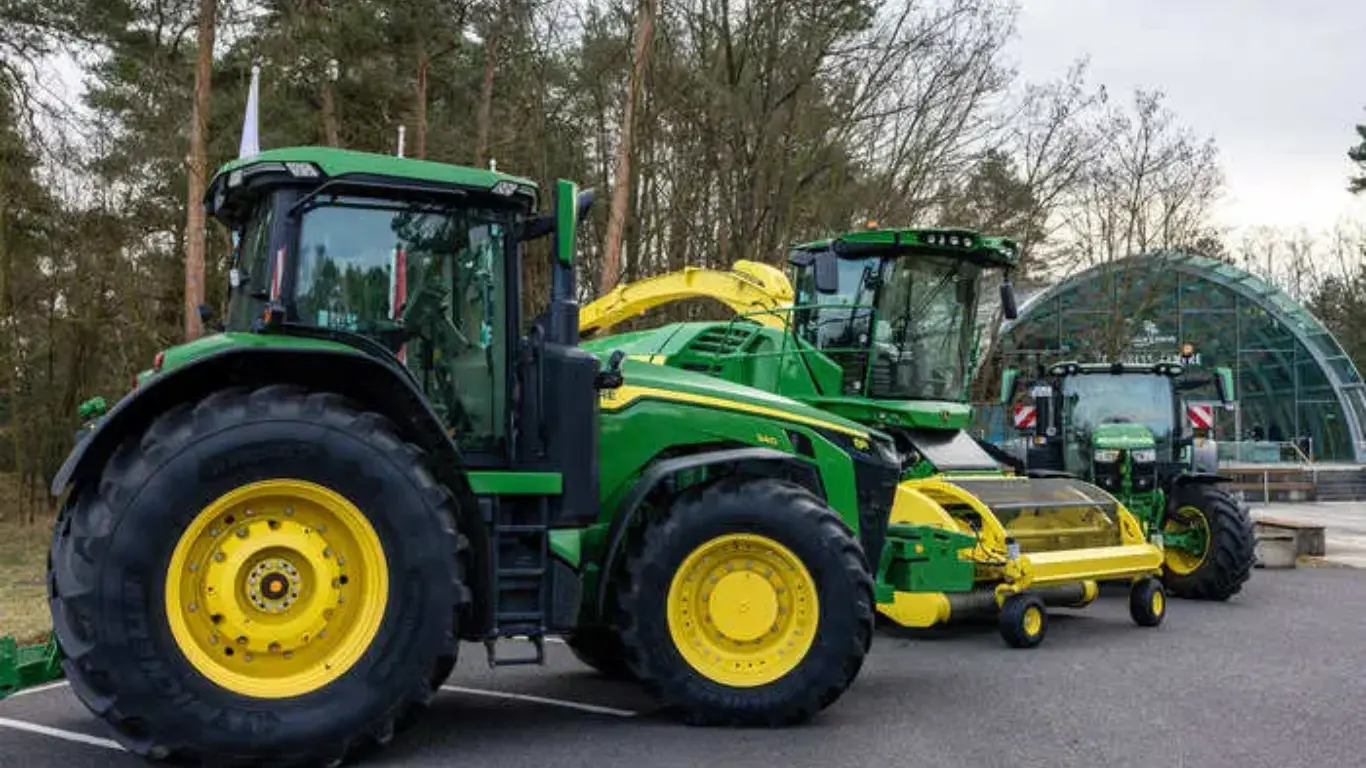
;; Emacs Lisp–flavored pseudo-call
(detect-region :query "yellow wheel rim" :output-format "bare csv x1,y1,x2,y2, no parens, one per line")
1164,506,1209,576
1151,589,1165,616
667,533,818,688
1021,605,1043,637
165,480,388,699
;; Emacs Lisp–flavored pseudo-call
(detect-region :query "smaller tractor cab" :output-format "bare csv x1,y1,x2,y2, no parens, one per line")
1001,361,1236,496
1000,360,1256,601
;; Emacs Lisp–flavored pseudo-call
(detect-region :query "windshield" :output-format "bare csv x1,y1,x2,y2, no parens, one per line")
1060,374,1176,465
292,196,513,452
793,252,980,401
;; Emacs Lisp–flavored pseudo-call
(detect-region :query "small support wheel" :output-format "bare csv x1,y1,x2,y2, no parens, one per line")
998,594,1047,649
1129,577,1167,628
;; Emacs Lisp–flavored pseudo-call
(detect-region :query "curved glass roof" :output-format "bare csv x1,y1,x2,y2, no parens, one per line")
996,250,1366,462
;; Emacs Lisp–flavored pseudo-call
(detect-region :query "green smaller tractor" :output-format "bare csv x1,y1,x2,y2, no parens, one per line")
999,361,1256,600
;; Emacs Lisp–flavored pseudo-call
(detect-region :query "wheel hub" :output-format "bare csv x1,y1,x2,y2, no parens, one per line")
165,480,388,698
709,571,780,642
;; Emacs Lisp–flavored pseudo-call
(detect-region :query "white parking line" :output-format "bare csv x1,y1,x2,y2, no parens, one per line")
0,717,125,751
440,685,638,718
4,680,71,699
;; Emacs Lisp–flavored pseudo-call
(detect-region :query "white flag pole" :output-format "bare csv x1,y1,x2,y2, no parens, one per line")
238,58,262,159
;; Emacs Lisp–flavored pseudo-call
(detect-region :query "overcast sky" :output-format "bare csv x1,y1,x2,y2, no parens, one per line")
1010,0,1366,236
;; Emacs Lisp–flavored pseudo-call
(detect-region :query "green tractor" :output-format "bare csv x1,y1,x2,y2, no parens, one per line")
998,361,1256,600
10,147,898,762
580,228,1170,648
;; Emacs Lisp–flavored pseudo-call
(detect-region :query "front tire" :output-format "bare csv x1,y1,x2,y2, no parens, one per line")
48,386,464,764
999,594,1047,649
615,477,874,726
1161,483,1255,601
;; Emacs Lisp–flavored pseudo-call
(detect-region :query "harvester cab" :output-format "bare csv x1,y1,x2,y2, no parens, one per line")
1000,361,1256,601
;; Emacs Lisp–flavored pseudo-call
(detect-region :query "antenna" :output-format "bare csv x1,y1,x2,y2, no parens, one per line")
238,57,262,159
397,125,406,158
489,158,497,172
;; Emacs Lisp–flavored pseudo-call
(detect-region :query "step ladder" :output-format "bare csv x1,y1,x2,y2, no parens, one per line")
482,496,550,667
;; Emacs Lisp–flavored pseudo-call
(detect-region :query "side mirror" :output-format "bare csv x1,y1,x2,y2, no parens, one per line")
595,349,625,390
999,278,1019,320
1214,366,1235,404
1000,367,1020,405
814,251,840,294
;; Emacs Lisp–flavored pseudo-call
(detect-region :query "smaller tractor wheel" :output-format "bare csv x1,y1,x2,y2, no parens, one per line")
1128,577,1166,627
998,594,1047,649
615,477,874,726
565,626,634,680
1162,483,1256,601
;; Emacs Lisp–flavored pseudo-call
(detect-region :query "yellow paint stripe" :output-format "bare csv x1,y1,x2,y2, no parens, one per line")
600,384,869,439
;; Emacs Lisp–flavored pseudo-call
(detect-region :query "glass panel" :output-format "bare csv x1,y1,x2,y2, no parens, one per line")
1330,356,1364,385
1058,373,1177,467
294,198,511,450
793,252,982,400
1179,275,1234,310
226,198,275,331
1239,302,1295,350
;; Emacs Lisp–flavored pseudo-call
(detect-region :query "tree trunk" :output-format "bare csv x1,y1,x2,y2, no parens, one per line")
183,0,218,341
599,0,658,295
474,33,500,168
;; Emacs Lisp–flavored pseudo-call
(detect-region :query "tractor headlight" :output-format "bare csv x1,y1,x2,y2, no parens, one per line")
1094,449,1120,463
1131,448,1157,463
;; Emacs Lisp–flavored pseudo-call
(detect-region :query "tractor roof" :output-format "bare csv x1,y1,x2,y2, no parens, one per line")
205,147,539,227
790,227,1018,267
1047,360,1185,378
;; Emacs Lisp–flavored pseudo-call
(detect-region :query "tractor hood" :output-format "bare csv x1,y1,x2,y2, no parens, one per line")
1091,423,1156,450
612,356,883,443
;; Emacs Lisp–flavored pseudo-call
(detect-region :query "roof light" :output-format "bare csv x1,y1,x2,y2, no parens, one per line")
491,180,518,196
285,162,320,178
228,169,244,187
153,350,165,372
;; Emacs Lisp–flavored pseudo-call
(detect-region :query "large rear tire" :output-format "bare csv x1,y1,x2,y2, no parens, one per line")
614,477,874,726
48,386,464,764
1161,483,1255,601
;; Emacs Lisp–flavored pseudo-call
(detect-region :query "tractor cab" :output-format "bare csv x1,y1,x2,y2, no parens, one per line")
1002,360,1236,507
787,228,1019,407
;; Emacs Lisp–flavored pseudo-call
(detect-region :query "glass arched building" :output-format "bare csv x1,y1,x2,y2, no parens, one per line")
996,250,1366,463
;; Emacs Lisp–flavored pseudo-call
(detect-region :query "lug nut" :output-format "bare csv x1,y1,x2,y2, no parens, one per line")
214,552,225,562
268,642,281,654
236,528,248,538
236,636,248,646
284,507,294,516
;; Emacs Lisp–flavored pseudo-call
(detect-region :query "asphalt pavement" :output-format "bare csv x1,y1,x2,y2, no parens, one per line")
3,566,1365,768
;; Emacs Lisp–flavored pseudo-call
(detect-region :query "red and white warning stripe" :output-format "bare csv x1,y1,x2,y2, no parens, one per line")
1188,403,1215,430
1013,404,1037,429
